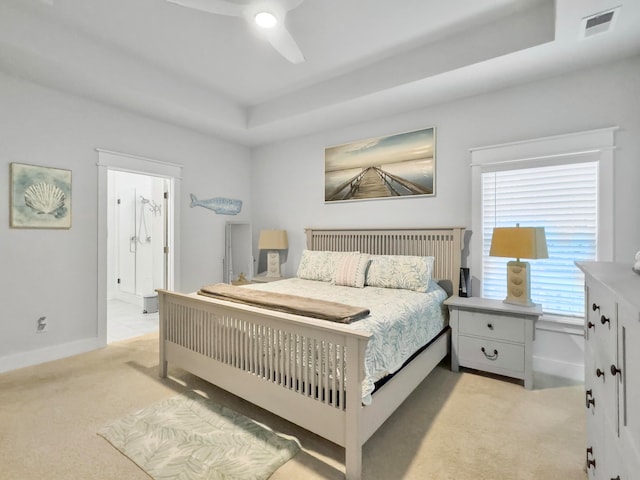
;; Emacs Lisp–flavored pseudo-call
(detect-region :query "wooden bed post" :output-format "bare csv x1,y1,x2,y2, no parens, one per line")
157,289,168,378
304,228,313,249
345,335,367,480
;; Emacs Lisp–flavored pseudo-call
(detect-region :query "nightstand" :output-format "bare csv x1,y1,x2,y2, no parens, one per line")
444,296,542,389
251,274,289,284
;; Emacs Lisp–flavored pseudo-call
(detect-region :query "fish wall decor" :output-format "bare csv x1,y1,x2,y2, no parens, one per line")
189,194,242,215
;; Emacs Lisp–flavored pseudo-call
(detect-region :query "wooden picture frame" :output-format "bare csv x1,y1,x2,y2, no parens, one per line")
10,163,72,229
324,126,436,203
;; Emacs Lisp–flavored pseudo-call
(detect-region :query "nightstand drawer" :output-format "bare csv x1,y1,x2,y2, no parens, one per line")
459,310,525,343
458,336,525,373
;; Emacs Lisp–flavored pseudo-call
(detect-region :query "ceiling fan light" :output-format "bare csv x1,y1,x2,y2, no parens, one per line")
255,11,277,29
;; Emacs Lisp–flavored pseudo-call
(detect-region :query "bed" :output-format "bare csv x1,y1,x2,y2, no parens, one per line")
158,226,465,479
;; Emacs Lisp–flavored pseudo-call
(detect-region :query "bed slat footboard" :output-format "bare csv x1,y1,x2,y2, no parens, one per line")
158,290,370,448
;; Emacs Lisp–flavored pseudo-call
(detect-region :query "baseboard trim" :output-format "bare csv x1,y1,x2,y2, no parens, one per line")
0,337,105,374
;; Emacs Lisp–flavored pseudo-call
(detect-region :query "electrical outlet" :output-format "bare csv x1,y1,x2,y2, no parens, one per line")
36,316,48,333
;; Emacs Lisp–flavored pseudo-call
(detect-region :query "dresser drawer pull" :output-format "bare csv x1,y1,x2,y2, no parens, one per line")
592,303,600,311
585,389,595,409
481,347,498,360
610,364,621,376
610,476,620,480
587,321,595,330
586,447,596,470
487,323,494,330
596,368,605,379
600,315,610,326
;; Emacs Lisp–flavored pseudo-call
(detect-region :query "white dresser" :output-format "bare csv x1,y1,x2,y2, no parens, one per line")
576,262,640,480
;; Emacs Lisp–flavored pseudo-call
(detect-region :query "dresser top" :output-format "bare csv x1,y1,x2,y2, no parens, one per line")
576,261,640,311
444,295,543,317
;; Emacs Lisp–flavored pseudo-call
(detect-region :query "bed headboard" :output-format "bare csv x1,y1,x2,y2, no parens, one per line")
305,227,465,297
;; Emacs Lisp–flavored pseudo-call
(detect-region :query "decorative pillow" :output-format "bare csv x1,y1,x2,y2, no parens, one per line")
365,255,435,292
296,250,359,282
333,253,371,288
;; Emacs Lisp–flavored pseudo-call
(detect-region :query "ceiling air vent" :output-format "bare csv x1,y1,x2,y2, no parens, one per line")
582,7,620,38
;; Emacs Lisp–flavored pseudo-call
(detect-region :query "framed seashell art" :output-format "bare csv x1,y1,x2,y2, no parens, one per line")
10,163,72,229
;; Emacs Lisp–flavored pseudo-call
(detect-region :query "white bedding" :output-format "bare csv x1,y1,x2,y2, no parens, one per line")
245,278,448,404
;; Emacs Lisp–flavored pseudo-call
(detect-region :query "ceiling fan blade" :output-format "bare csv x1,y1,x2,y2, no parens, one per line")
166,0,243,17
267,25,305,64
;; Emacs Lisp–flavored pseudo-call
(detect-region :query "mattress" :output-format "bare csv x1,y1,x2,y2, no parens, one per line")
246,278,448,404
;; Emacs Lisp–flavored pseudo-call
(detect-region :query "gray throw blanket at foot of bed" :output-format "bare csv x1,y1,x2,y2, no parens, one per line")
197,283,370,324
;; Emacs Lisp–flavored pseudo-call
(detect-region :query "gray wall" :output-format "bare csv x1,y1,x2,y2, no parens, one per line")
0,72,251,371
250,55,640,276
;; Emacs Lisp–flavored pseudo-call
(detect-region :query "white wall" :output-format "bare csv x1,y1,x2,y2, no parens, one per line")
250,55,640,380
0,72,251,372
251,56,640,270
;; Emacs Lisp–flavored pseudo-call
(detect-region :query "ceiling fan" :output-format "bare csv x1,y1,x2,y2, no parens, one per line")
166,0,306,64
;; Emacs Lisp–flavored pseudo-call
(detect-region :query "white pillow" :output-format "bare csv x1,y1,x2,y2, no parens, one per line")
296,250,358,282
333,253,371,288
365,255,435,292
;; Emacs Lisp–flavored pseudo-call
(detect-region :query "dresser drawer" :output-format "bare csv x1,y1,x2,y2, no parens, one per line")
458,336,525,373
459,310,525,343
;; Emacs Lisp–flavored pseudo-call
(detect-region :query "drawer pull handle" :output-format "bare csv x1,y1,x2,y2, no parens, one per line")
487,323,494,330
587,321,595,330
610,476,620,480
596,368,605,379
585,389,595,409
586,447,596,470
600,315,610,326
481,347,498,360
610,364,621,376
592,303,600,311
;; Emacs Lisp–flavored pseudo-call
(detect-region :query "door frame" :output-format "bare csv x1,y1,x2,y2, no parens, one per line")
97,148,182,346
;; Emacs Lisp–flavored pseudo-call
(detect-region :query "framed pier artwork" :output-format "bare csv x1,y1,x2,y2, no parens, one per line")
324,127,436,203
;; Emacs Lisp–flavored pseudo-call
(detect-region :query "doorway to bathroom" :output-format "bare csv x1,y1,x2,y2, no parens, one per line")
107,170,168,342
97,149,181,346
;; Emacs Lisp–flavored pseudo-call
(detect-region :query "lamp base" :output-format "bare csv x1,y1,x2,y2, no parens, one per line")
266,251,281,278
503,260,535,307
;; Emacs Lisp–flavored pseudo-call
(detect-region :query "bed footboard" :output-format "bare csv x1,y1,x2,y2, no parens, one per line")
158,289,371,479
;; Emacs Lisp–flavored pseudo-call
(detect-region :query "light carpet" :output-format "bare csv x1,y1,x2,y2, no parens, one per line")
98,392,301,480
0,332,587,480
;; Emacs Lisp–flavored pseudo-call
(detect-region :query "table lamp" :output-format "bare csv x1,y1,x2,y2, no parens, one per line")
258,229,288,278
489,224,548,306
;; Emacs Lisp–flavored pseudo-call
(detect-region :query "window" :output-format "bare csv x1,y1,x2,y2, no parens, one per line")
470,128,616,323
482,161,598,317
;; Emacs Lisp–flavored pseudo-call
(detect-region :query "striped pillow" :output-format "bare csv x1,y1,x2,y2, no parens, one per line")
333,254,371,288
297,250,358,282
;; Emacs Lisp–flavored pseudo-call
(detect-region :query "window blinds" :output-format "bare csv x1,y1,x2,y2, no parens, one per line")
482,161,598,317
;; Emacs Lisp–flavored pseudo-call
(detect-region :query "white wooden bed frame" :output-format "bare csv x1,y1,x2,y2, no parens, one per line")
158,227,465,479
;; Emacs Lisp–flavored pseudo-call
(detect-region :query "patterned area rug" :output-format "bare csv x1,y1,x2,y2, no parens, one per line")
98,393,301,480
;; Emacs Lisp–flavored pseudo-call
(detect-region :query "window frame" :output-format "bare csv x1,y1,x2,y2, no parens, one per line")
469,127,617,326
